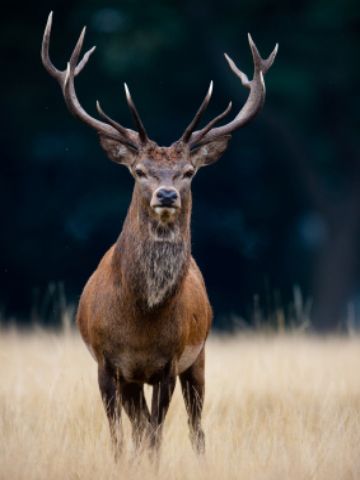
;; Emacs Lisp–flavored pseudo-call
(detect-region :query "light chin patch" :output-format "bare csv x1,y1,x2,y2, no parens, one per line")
154,207,177,222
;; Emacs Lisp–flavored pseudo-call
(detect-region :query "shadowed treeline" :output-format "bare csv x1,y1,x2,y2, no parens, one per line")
1,0,359,329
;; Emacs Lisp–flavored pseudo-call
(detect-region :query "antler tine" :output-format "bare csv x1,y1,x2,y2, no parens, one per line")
69,26,87,68
224,52,251,88
181,81,213,142
75,46,96,76
41,11,62,80
189,101,232,147
189,35,278,146
41,12,143,146
96,100,138,148
124,83,148,144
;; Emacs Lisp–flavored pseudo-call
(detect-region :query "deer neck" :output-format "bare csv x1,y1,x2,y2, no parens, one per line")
113,187,192,310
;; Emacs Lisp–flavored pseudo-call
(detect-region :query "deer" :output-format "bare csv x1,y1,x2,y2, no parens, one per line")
41,11,278,454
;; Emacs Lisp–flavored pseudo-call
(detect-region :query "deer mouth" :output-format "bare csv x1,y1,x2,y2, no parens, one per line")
153,205,178,211
154,205,178,214
153,205,179,221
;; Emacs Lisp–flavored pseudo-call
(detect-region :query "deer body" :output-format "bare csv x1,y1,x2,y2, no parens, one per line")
76,146,214,451
41,11,277,454
78,190,212,386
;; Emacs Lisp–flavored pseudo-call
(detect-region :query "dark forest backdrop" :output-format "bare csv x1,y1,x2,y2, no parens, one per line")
1,0,359,329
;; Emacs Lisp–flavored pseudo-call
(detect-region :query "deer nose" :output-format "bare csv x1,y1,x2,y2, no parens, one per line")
156,188,178,206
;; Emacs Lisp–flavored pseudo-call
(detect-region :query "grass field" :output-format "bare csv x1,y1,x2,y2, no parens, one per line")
1,326,359,480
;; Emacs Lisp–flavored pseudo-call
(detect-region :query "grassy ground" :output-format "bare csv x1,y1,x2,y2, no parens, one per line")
0,326,359,480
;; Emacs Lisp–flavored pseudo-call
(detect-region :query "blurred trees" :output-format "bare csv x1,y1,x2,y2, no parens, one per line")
1,0,359,329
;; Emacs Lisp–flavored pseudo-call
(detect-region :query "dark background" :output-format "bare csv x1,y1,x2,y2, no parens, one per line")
1,0,359,329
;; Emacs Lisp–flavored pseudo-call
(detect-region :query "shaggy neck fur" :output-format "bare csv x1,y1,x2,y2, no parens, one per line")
114,187,192,310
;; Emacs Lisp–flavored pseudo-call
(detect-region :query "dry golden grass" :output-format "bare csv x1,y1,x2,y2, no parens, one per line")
0,327,360,480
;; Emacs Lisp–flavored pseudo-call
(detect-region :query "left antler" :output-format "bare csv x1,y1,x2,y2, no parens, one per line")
41,11,148,148
180,34,278,147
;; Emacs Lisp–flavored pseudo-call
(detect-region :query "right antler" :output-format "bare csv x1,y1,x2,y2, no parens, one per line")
180,34,278,147
41,12,148,149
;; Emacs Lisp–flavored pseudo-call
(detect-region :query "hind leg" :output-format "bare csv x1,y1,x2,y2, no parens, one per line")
179,348,205,453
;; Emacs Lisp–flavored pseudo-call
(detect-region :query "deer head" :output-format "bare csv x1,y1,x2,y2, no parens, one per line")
41,12,278,225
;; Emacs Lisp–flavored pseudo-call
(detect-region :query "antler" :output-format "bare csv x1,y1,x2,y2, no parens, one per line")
41,12,148,148
182,34,278,147
181,81,214,142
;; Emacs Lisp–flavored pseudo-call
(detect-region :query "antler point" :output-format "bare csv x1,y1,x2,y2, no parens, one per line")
45,11,53,33
96,100,103,116
124,83,131,99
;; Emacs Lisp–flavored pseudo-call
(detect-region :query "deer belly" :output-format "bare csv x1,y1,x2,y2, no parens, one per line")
177,343,203,374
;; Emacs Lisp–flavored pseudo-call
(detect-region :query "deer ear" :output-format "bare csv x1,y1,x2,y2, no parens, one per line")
190,135,231,167
99,136,137,166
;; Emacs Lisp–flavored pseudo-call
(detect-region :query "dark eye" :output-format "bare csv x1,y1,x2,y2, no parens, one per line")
183,169,195,179
135,168,146,178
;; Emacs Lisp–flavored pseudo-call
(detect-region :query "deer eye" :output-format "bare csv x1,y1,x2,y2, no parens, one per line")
135,168,147,178
183,169,195,179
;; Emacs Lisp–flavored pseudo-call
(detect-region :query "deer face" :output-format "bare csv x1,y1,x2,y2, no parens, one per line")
99,136,230,223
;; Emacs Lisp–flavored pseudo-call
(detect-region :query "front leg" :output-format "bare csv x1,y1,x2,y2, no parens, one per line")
98,361,122,455
119,380,151,449
150,362,176,451
179,348,206,453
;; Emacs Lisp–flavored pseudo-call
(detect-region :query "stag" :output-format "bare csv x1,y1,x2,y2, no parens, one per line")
41,12,277,454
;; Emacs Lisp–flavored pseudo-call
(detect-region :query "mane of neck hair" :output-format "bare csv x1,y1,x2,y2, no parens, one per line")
112,186,192,310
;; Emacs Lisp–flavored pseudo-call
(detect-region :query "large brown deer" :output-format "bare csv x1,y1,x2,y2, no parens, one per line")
41,12,277,454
